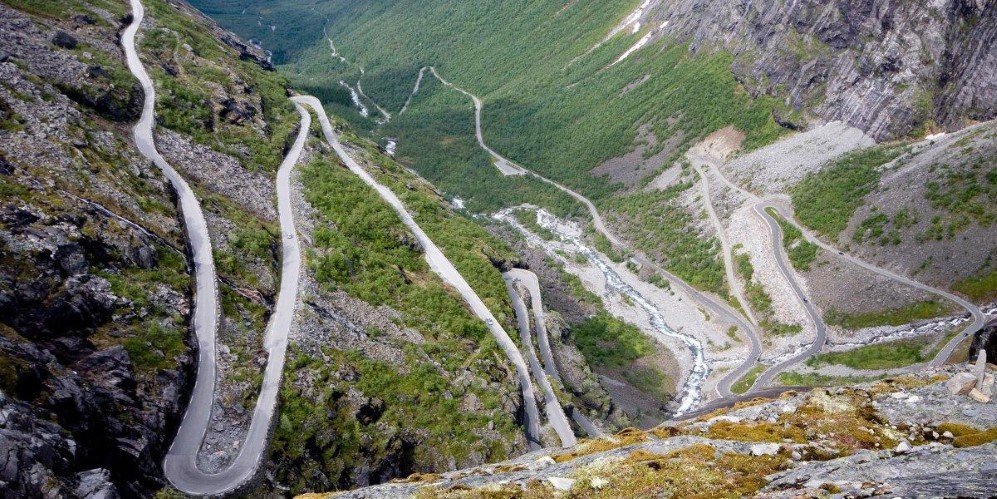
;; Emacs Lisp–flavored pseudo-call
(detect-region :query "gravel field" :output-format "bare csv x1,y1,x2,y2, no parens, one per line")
721,121,873,193
726,202,814,358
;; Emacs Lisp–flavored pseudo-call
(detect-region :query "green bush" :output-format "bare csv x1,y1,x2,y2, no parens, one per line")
952,268,997,301
766,208,818,271
731,364,764,394
824,301,950,329
805,337,933,370
792,146,903,237
778,372,882,387
605,188,726,296
623,365,670,398
573,312,654,369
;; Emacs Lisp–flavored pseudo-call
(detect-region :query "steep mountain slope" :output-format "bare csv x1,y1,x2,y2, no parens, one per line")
191,0,995,414
265,119,536,493
190,0,788,201
0,0,287,494
2,0,994,496
190,0,994,312
0,0,556,496
825,124,996,297
192,0,994,185
646,0,996,140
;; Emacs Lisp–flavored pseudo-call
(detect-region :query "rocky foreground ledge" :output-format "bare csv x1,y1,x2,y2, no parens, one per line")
297,364,997,498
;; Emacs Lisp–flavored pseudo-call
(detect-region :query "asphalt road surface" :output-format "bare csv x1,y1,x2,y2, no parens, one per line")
506,269,604,438
750,202,828,389
428,66,762,405
125,0,310,493
505,273,578,447
292,95,574,448
691,161,763,397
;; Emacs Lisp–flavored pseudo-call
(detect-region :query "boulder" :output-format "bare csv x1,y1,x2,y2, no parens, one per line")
750,443,780,456
946,372,977,395
529,456,556,471
974,351,987,387
72,15,97,25
52,31,78,50
129,245,157,269
547,476,575,491
0,154,13,174
54,243,88,276
980,374,995,398
968,388,991,404
219,98,257,124
74,468,119,499
75,346,135,391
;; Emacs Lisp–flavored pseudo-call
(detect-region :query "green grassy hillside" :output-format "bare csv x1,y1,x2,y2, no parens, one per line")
190,0,786,202
189,0,787,300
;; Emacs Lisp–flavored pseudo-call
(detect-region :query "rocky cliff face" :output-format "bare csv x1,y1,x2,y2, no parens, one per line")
0,0,292,495
972,320,997,365
2,1,542,495
0,4,190,496
649,0,996,140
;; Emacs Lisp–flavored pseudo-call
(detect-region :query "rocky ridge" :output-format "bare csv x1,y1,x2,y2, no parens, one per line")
646,0,996,140
297,364,997,498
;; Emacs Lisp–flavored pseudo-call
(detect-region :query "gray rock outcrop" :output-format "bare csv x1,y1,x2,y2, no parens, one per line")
647,0,996,140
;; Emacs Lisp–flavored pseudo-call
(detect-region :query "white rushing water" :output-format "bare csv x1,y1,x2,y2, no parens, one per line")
339,80,369,117
831,305,997,350
496,207,710,415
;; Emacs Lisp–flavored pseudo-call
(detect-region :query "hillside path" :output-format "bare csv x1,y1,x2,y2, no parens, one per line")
292,95,575,449
124,0,311,493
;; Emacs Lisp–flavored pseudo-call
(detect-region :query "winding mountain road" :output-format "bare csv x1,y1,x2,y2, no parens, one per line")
124,0,309,493
691,161,763,397
703,159,984,379
750,202,828,388
291,95,575,448
504,272,578,446
774,205,985,368
428,66,762,404
424,63,983,415
504,280,545,450
506,269,561,383
162,102,308,495
505,269,604,438
428,67,528,176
